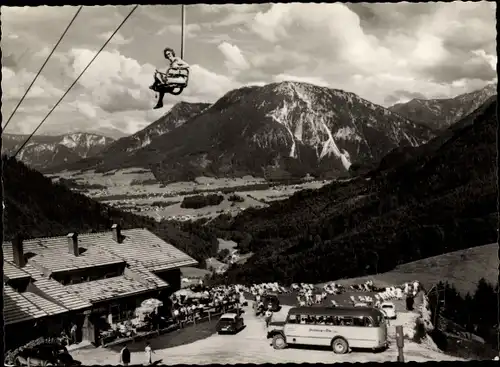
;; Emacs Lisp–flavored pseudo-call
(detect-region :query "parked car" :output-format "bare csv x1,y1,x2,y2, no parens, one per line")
14,343,81,367
354,303,369,307
216,313,245,334
380,302,397,320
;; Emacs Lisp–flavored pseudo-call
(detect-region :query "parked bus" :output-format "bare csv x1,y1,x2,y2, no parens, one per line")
267,306,388,354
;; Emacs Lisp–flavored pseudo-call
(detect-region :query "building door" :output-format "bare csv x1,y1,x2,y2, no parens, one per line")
81,313,96,344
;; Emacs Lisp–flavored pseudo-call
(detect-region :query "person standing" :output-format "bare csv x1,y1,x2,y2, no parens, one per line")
145,342,154,365
70,323,78,345
264,307,273,328
120,345,131,366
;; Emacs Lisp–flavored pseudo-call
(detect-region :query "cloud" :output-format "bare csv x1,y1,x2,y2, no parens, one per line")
218,42,250,74
384,90,427,106
156,23,201,37
247,2,496,105
2,67,64,101
2,54,19,69
1,3,495,136
97,31,132,46
63,48,155,112
472,50,497,71
185,64,239,100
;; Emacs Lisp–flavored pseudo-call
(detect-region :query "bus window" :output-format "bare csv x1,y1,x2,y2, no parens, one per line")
300,316,307,324
353,316,372,327
342,317,354,326
332,316,340,326
288,314,298,324
317,316,326,325
325,316,334,325
365,317,374,327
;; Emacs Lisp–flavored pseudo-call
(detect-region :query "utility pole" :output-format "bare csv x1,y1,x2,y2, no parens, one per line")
180,5,185,59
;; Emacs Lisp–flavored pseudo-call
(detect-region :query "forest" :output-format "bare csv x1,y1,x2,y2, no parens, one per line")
181,193,224,209
427,278,499,359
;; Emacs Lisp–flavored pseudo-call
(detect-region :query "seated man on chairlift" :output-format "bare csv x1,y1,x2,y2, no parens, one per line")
150,47,190,109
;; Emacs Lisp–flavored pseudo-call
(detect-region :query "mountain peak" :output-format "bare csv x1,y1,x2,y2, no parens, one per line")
80,81,434,182
389,84,497,130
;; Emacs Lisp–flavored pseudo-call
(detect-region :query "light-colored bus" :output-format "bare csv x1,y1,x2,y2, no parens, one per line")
267,306,388,354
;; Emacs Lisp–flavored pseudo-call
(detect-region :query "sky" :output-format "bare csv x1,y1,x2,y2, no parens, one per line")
1,2,497,138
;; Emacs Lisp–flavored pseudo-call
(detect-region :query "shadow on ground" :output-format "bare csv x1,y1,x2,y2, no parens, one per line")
108,320,217,353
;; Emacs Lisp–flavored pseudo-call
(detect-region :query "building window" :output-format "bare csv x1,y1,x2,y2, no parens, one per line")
110,302,135,324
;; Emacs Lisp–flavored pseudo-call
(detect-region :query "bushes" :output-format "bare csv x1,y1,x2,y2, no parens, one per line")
151,201,180,208
228,193,244,202
215,248,230,261
181,194,224,209
412,318,428,343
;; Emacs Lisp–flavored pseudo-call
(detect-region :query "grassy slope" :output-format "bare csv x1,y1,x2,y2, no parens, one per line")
324,243,497,296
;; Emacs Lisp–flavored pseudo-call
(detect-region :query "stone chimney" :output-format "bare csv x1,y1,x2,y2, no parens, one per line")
12,234,26,268
112,224,122,243
67,233,79,256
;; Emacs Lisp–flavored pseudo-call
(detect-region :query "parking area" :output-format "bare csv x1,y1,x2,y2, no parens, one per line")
70,301,461,364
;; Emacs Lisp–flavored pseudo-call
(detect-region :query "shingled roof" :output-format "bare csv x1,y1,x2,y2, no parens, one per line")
4,261,31,281
4,285,68,325
3,227,198,320
98,229,198,272
3,228,197,274
65,274,167,303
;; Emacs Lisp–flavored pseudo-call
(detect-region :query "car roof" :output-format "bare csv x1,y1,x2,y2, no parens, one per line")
220,313,238,319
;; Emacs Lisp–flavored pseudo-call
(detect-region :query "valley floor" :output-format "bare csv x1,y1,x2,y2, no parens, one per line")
48,168,329,221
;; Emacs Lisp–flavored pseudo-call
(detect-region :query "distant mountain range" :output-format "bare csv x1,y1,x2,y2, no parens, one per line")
1,133,114,171
48,81,436,182
12,83,496,180
389,83,496,130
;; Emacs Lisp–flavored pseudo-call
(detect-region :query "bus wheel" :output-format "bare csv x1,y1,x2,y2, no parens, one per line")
272,334,287,350
331,337,349,354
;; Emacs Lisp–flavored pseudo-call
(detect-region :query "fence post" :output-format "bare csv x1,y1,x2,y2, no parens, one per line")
395,325,405,362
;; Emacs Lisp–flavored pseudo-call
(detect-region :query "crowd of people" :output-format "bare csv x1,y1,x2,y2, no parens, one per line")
166,279,422,330
169,284,246,324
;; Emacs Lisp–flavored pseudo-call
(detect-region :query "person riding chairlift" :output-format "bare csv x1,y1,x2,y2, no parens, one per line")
150,47,190,109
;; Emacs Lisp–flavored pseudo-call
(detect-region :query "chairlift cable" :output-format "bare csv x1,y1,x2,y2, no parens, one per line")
2,6,84,133
13,5,139,159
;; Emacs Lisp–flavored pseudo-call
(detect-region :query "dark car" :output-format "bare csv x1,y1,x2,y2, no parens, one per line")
216,313,245,334
263,294,280,312
14,344,81,367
